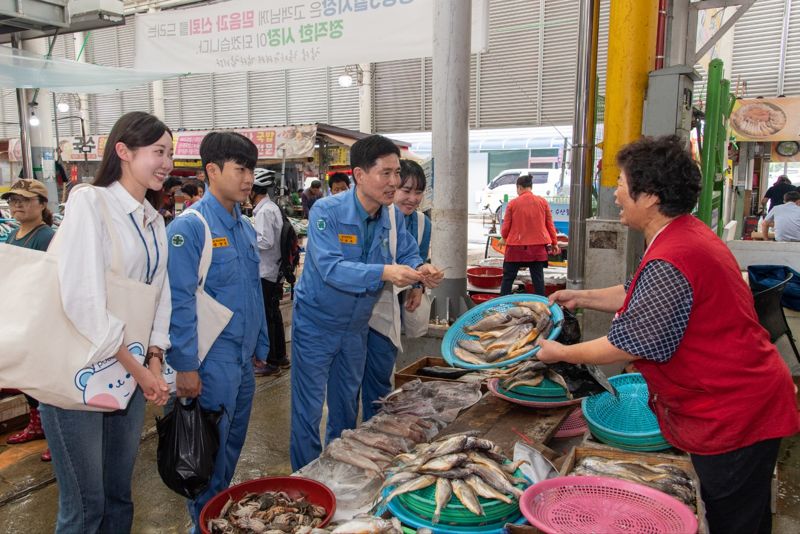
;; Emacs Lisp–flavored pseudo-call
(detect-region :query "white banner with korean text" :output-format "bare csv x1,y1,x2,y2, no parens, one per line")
134,0,488,73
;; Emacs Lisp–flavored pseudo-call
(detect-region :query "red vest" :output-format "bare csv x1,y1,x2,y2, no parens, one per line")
624,215,799,455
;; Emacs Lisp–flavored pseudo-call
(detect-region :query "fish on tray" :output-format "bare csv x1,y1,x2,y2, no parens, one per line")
329,514,403,534
380,436,529,523
571,456,697,512
453,302,558,365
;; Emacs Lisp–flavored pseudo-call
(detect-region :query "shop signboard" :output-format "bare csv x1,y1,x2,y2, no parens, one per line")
730,96,800,142
173,124,317,160
55,135,108,162
134,0,488,73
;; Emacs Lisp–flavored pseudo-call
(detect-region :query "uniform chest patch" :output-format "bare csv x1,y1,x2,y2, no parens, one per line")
339,234,357,244
212,237,229,248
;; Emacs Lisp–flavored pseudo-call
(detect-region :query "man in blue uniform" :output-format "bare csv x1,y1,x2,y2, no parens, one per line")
166,132,269,529
290,135,443,470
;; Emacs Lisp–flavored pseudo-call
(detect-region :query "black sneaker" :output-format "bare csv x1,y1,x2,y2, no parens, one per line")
273,358,291,369
254,361,281,376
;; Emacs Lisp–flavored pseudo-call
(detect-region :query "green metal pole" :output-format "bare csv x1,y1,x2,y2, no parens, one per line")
699,59,723,226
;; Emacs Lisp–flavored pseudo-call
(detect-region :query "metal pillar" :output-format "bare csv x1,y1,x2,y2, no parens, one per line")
11,34,34,180
567,0,600,291
358,63,373,133
22,37,58,212
430,0,472,323
599,0,657,217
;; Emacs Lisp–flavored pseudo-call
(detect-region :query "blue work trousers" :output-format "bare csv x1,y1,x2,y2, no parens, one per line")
290,310,369,471
362,328,398,421
39,389,145,534
187,357,255,531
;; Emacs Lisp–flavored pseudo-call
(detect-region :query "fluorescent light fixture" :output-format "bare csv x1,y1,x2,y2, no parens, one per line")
57,102,70,113
338,74,353,88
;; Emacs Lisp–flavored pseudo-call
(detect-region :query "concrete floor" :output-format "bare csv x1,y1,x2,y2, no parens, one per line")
0,372,292,533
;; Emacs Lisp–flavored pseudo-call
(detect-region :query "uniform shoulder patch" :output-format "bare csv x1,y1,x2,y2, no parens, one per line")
316,218,327,231
170,234,185,247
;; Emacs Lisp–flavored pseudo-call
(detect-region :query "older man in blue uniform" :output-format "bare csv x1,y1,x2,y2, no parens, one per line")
166,132,269,529
290,135,443,470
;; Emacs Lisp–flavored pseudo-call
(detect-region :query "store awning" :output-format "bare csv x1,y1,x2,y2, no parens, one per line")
0,44,183,92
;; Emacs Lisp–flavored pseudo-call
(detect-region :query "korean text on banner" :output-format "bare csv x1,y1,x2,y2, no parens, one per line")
134,0,489,73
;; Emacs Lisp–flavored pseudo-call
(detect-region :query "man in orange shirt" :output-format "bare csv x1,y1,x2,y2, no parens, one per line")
499,174,560,295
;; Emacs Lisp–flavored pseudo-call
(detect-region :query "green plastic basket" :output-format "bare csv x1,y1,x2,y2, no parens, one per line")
495,383,569,403
393,469,526,526
507,377,567,398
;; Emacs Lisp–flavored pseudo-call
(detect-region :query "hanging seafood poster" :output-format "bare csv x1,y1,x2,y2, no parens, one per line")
730,96,800,142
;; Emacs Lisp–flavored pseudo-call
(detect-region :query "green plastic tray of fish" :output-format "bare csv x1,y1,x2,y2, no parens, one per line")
442,295,564,370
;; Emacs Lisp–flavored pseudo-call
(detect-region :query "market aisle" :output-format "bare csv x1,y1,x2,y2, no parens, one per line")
0,372,292,533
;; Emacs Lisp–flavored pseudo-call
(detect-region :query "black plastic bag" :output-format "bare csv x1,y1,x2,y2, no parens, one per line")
156,398,223,499
556,307,582,345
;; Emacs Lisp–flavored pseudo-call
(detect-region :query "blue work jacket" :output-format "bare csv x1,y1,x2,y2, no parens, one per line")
405,211,432,262
166,192,269,371
294,187,424,330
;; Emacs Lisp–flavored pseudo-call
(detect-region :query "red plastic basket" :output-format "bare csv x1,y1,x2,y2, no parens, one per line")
467,267,504,289
470,293,499,304
199,476,336,534
554,407,588,439
520,476,698,534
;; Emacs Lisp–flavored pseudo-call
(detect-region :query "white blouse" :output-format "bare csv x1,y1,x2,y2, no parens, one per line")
51,182,171,362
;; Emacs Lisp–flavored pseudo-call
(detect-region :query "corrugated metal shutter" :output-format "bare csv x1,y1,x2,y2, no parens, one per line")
541,0,580,126
596,0,610,115
782,1,800,96
0,89,18,138
247,70,288,126
287,67,328,124
163,77,182,129
328,65,360,130
373,58,424,133
213,72,249,129
117,19,152,117
422,55,477,131
179,74,214,130
478,0,540,128
87,25,123,133
731,0,785,98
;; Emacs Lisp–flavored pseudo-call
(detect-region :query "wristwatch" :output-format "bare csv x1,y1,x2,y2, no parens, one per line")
144,350,164,367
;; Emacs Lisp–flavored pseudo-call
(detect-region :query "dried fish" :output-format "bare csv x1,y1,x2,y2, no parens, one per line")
452,479,484,516
432,478,452,524
330,515,402,534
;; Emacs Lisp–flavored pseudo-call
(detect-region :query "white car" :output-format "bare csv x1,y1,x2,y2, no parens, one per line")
479,168,569,214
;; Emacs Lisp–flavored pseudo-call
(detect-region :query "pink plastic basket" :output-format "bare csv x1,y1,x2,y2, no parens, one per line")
554,407,588,439
520,476,698,534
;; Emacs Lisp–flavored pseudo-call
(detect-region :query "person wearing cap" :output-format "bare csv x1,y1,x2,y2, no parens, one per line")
250,168,291,376
1,178,55,462
301,179,323,218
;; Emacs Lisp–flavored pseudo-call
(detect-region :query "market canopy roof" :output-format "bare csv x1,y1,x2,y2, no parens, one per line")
0,44,184,92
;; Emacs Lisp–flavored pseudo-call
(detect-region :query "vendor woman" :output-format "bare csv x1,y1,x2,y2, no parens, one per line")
537,135,799,534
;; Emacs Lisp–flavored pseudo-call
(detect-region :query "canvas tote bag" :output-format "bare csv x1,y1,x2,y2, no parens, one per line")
402,211,432,338
161,209,233,392
368,206,404,349
0,185,159,411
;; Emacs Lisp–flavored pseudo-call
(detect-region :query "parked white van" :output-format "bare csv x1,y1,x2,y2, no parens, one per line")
479,168,569,214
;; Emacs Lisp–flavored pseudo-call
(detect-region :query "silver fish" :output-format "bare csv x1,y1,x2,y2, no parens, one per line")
452,479,484,516
468,463,523,498
385,475,437,503
454,347,487,365
432,478,452,524
457,339,486,354
465,475,514,504
418,453,469,472
469,312,513,332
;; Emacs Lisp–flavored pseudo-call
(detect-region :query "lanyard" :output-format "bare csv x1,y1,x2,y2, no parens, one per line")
128,213,160,285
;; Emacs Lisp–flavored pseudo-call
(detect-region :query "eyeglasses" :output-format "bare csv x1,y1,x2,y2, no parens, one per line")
6,196,35,207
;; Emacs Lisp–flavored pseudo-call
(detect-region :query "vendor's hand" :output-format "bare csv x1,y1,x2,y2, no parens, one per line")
549,289,581,310
382,264,423,287
550,244,561,256
536,338,569,364
418,264,444,289
176,370,202,398
498,237,507,246
405,287,423,312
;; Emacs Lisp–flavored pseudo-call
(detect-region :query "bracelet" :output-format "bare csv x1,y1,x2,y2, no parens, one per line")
144,351,164,367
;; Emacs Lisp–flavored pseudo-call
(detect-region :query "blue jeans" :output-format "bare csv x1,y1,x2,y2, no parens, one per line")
187,357,256,531
39,389,145,534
